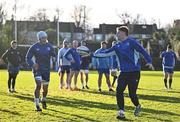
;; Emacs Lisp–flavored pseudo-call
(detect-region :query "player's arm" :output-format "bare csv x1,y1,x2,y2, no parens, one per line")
94,47,116,58
0,50,9,64
130,40,154,70
26,46,38,70
160,51,165,58
64,49,74,63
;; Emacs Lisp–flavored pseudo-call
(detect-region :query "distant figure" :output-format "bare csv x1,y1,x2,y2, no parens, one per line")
26,31,56,111
0,40,22,93
57,40,71,89
79,41,91,89
64,40,81,90
160,44,177,89
93,41,114,92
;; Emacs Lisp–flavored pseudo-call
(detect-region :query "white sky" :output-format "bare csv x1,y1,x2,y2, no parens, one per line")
2,0,180,28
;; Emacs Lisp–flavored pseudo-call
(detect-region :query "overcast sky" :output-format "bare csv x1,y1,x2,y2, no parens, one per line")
1,0,180,28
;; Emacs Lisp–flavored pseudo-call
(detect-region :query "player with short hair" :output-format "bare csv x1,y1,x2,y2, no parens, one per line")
79,41,91,89
93,41,114,92
26,31,56,111
57,39,71,89
94,26,154,119
64,40,81,90
160,44,177,89
0,40,22,93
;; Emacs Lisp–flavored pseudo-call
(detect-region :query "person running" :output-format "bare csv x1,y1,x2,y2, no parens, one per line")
0,40,22,93
160,44,177,89
57,39,71,89
79,41,91,89
93,41,114,92
26,31,56,111
94,26,154,119
64,40,81,90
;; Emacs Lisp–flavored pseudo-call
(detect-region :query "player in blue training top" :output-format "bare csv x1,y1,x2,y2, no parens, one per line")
160,44,177,89
57,39,71,89
26,31,56,111
64,40,81,90
94,26,154,119
93,41,114,92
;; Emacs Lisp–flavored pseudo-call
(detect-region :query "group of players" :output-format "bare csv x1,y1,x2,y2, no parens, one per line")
0,26,177,119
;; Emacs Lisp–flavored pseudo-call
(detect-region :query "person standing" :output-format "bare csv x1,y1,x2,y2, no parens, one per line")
93,41,114,92
57,40,71,89
64,40,81,90
160,44,177,89
0,40,22,93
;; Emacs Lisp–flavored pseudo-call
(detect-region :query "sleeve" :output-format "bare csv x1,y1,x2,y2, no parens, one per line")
64,49,73,61
1,50,9,63
109,56,113,69
92,57,97,68
57,50,60,67
26,46,35,68
160,51,165,58
93,47,116,58
130,40,152,64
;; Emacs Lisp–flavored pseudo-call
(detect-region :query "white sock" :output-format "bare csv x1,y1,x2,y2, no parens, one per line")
119,110,125,114
42,97,46,102
34,98,40,106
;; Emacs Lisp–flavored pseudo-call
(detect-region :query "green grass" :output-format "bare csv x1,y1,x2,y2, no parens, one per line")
0,70,180,122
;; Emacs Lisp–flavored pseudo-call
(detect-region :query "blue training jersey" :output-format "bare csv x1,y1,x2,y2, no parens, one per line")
112,55,119,69
64,48,81,67
94,37,152,72
26,42,56,71
93,48,112,69
161,51,176,68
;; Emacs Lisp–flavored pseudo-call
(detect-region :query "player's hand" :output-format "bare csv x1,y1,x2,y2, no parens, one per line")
0,58,4,65
33,63,39,70
146,63,155,70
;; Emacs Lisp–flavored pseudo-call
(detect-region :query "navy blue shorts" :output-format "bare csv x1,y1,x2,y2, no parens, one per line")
8,66,19,74
59,65,71,74
98,69,110,74
163,67,174,74
33,70,50,84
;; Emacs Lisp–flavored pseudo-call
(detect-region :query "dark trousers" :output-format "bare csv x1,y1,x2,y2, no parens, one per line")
116,71,140,110
8,73,18,90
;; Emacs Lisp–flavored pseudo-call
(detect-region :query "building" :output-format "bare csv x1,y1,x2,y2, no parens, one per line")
93,23,157,41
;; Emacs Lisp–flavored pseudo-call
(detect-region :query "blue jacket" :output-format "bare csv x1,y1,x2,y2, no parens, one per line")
94,37,152,72
64,48,81,67
161,51,176,68
93,48,112,70
26,42,56,71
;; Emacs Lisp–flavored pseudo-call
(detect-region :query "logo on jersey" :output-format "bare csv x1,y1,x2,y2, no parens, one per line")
47,47,51,51
36,48,40,51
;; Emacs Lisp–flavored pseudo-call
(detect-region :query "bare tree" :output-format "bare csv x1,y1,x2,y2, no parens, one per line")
0,2,7,28
117,12,132,24
29,8,49,21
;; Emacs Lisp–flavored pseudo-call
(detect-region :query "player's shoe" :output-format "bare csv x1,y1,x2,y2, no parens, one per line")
98,88,102,92
82,86,85,89
41,101,47,109
134,104,141,116
85,85,89,89
109,88,114,92
116,110,125,120
8,89,12,93
35,105,42,112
